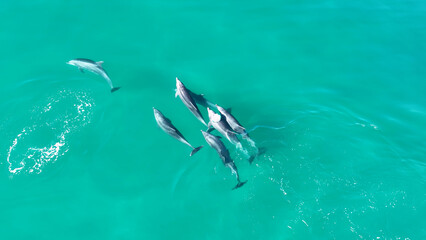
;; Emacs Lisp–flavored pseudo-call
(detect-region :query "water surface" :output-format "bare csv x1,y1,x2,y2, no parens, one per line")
1,0,425,239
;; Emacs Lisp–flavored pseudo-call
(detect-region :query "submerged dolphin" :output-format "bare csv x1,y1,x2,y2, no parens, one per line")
201,130,247,190
67,58,120,93
207,108,241,146
153,108,203,156
175,78,207,126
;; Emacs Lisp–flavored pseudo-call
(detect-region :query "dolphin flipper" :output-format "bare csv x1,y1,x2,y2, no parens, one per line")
190,146,203,156
79,67,84,73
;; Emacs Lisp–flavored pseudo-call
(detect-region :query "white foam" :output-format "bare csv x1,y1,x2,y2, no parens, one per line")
6,90,94,175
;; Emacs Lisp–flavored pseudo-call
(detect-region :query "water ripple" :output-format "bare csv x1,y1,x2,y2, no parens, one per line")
6,90,94,176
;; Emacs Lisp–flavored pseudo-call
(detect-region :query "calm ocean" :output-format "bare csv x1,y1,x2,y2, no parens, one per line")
1,0,425,239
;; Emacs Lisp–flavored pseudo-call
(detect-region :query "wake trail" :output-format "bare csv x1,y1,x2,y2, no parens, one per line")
236,142,249,156
247,119,297,133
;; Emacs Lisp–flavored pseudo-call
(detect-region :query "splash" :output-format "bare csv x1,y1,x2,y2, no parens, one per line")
6,90,94,175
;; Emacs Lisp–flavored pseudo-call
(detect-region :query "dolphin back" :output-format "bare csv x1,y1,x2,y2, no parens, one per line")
190,146,204,156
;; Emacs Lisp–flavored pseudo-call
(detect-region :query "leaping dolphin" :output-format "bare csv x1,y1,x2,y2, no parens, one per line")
67,58,120,93
175,78,207,126
153,108,203,156
201,130,247,190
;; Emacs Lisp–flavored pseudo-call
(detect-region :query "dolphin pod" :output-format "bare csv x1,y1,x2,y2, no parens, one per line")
65,59,255,189
67,58,255,190
67,58,120,93
151,77,260,190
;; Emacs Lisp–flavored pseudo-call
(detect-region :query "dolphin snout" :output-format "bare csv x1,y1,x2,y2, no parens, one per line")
176,77,183,87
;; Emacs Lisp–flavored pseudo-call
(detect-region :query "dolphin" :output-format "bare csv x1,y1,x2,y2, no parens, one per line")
67,58,120,93
216,104,249,138
201,130,247,190
207,107,241,146
175,78,207,126
153,108,203,156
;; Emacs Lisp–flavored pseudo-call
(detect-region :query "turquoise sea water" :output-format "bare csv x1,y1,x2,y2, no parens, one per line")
1,1,425,239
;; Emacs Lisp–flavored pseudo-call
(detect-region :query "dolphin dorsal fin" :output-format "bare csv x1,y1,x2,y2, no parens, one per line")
96,61,104,66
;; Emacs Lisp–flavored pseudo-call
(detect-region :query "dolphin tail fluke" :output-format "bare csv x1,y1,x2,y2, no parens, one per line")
111,87,121,93
232,180,247,190
190,146,203,156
